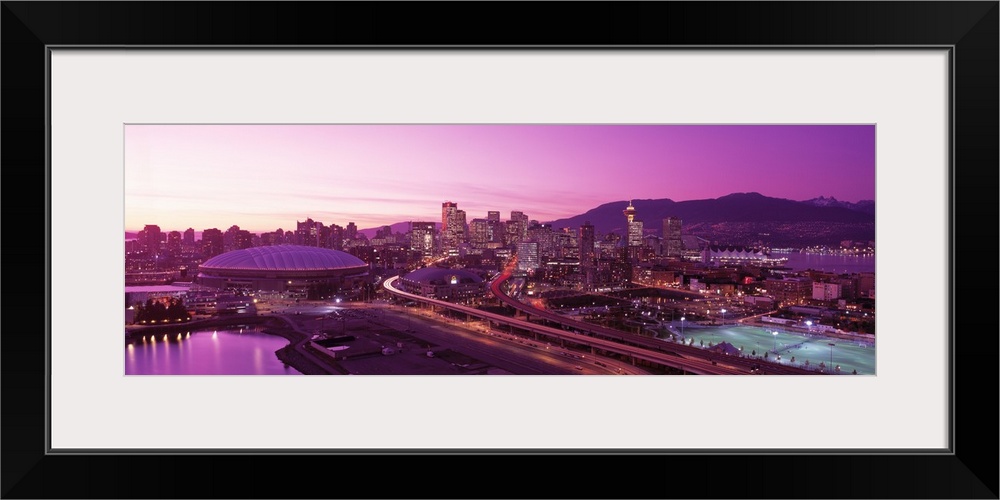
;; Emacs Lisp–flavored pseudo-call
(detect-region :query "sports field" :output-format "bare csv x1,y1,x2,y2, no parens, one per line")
661,324,876,375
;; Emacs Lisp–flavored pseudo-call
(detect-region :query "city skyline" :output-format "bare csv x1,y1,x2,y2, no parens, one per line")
125,124,876,233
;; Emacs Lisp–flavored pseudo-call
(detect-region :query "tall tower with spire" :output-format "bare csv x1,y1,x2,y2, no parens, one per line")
624,200,643,248
623,200,637,224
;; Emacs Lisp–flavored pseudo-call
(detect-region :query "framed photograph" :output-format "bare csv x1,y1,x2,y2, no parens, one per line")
4,2,996,498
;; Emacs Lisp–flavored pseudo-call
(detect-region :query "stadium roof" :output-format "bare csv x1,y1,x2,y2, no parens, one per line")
200,245,367,271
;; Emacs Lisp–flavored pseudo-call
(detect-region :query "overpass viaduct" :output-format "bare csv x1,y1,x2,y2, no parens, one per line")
384,275,761,375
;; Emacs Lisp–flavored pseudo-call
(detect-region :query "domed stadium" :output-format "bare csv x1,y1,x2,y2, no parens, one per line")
397,267,486,301
197,245,369,298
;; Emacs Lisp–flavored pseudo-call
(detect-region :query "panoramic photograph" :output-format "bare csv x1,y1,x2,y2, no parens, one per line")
124,124,876,376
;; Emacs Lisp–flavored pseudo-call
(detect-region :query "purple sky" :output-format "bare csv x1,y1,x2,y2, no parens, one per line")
125,124,875,233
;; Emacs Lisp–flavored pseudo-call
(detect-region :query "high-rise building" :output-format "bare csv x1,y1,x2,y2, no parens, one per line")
319,225,332,248
621,201,641,246
663,217,683,258
327,224,344,250
526,223,554,257
345,222,358,241
627,220,644,248
201,228,224,258
140,224,162,255
579,221,596,290
507,211,529,245
224,225,241,252
235,229,254,250
579,222,596,264
456,210,467,243
469,219,490,246
487,211,500,222
441,202,466,255
183,228,195,246
296,218,321,247
516,241,539,273
410,221,437,257
167,231,182,255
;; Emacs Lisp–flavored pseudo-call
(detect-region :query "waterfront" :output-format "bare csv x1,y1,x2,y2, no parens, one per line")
125,326,300,375
779,252,875,273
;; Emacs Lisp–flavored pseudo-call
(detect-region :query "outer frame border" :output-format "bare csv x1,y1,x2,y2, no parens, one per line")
3,2,997,499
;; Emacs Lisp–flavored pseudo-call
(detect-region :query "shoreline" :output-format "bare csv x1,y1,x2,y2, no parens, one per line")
125,314,342,375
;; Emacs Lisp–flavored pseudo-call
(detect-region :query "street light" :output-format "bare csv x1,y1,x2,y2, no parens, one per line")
772,330,778,353
680,316,685,337
721,308,727,325
805,320,813,333
828,343,835,371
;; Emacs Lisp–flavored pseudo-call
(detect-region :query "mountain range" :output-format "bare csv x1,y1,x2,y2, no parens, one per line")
539,193,874,247
546,192,872,231
801,196,875,214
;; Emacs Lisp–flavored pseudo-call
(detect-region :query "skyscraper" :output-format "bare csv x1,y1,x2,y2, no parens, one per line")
627,220,644,248
579,222,597,291
167,231,182,255
579,221,596,265
410,221,437,258
183,228,195,246
140,224,162,255
296,218,320,247
235,229,254,249
469,219,494,247
201,228,224,258
487,211,500,222
224,225,241,251
663,217,683,258
441,202,465,255
327,224,344,250
456,210,467,243
516,241,539,273
507,211,529,245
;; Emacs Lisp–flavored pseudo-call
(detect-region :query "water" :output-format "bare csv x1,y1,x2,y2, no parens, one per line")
125,326,300,375
779,253,875,274
661,324,876,375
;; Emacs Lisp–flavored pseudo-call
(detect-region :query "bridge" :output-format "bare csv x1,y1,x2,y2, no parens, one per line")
383,275,778,375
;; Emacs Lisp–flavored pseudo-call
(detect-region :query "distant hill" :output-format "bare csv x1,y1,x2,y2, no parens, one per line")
801,196,876,214
546,193,872,231
544,193,875,247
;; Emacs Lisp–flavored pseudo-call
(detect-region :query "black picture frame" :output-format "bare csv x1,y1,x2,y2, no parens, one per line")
3,2,997,498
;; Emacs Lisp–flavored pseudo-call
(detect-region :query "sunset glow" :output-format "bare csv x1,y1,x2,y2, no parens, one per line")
125,124,875,233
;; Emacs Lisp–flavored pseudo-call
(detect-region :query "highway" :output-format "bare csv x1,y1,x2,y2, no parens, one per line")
486,267,820,375
374,304,617,375
383,275,759,375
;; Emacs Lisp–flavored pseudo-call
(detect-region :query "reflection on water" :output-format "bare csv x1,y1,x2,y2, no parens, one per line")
781,253,875,273
125,326,299,375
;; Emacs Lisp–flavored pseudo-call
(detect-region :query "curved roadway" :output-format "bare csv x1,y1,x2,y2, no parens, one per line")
385,275,756,375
